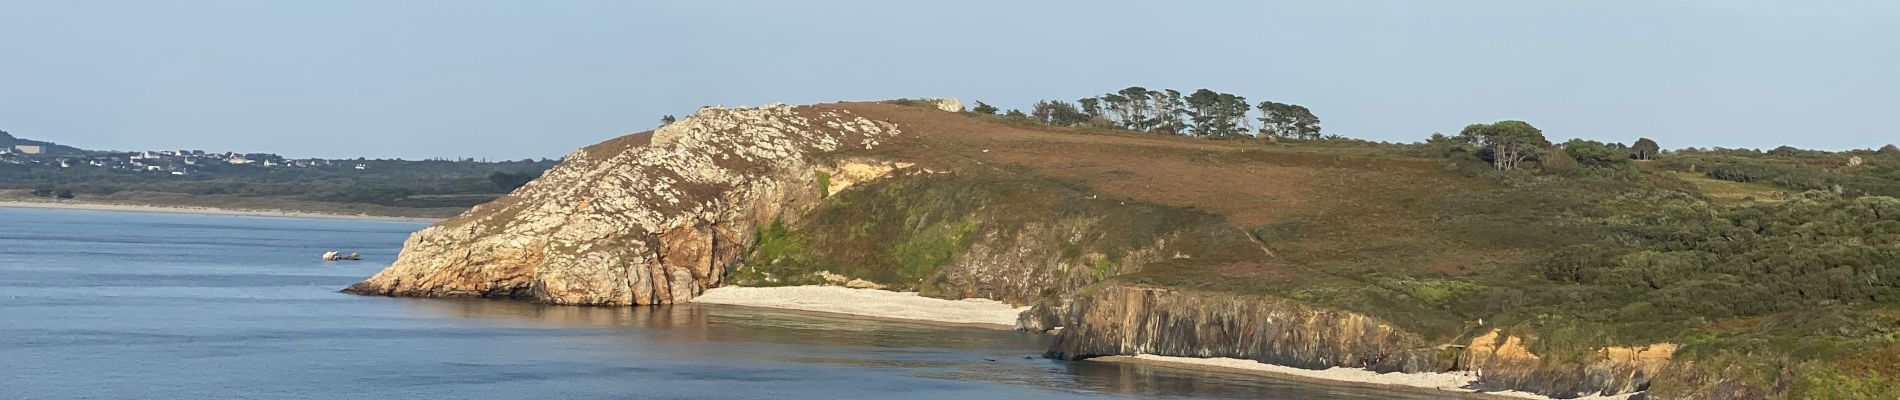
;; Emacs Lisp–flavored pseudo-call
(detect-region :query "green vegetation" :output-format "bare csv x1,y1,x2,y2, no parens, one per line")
796,103,1900,397
727,218,825,286
1664,147,1900,197
813,171,831,199
731,170,1252,301
1460,120,1550,170
1562,139,1632,168
971,101,998,115
1256,101,1322,140
968,86,1322,140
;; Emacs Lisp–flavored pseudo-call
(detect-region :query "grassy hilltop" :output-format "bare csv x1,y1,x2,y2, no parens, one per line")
731,98,1899,398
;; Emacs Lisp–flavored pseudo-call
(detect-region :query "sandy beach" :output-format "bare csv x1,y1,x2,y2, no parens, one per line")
0,200,441,223
1099,355,1639,400
690,285,1028,329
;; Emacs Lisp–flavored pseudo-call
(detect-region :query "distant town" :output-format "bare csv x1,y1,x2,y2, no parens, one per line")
0,130,559,217
1,130,548,176
1,145,364,176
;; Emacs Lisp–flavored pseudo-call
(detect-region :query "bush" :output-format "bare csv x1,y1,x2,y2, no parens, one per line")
1564,139,1632,168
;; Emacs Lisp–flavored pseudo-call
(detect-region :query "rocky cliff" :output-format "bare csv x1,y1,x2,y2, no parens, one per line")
345,104,898,304
346,100,1738,398
1028,285,1681,398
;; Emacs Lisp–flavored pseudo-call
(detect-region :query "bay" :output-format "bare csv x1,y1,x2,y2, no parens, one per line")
0,207,1435,399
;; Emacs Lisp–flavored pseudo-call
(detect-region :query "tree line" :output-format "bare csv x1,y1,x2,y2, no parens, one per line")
969,86,1324,140
1410,120,1662,171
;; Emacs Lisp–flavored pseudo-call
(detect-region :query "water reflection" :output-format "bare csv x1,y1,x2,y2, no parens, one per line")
398,298,1444,400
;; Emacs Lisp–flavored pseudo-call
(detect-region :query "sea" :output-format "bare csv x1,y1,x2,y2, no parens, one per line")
0,206,1435,399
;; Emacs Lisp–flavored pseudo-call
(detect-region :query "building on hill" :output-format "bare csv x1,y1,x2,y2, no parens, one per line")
14,145,43,154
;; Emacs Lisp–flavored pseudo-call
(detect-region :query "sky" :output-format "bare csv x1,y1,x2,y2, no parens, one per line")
2,0,1895,160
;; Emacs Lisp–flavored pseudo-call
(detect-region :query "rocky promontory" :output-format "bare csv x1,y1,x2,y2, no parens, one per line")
345,104,899,304
345,100,1864,399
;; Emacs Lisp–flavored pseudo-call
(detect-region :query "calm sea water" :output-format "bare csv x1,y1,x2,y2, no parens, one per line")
0,207,1433,400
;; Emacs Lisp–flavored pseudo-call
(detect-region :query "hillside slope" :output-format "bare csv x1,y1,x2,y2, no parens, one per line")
347,101,1900,399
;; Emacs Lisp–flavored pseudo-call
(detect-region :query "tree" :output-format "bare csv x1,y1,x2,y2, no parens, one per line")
1220,92,1250,134
1100,93,1131,128
1077,98,1102,119
1459,120,1550,170
1031,100,1090,126
55,189,74,199
1257,101,1322,140
1003,109,1028,118
1879,144,1898,156
1632,138,1660,160
1564,139,1632,168
659,115,677,126
1112,87,1156,131
1184,90,1221,136
1181,90,1252,138
971,101,998,115
1152,89,1189,134
1411,132,1473,158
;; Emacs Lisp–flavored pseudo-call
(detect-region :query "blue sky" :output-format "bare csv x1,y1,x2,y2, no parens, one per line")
2,1,1895,159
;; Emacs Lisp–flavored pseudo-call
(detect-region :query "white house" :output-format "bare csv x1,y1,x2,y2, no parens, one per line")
14,145,43,154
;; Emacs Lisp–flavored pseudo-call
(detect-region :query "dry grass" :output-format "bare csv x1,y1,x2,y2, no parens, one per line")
832,104,1493,280
1665,171,1789,204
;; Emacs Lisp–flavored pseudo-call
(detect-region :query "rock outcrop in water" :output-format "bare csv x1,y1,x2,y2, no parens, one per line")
345,104,897,304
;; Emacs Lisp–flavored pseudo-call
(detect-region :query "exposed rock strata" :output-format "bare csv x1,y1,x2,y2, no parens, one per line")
1035,285,1676,398
345,104,897,304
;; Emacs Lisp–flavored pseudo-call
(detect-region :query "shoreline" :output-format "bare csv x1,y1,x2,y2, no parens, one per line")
1095,355,1638,400
0,200,442,223
690,285,1027,330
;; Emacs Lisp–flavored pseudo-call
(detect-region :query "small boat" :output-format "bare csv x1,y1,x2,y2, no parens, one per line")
321,251,362,261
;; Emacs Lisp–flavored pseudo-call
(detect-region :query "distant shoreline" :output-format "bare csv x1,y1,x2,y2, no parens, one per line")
0,199,442,223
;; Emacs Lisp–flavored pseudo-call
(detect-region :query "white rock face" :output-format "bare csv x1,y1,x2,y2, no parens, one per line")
346,104,900,305
932,98,963,113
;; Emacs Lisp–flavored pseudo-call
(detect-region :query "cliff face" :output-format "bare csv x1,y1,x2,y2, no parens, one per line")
345,104,898,304
1039,285,1442,371
725,169,1257,306
1032,285,1678,399
345,101,1720,398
